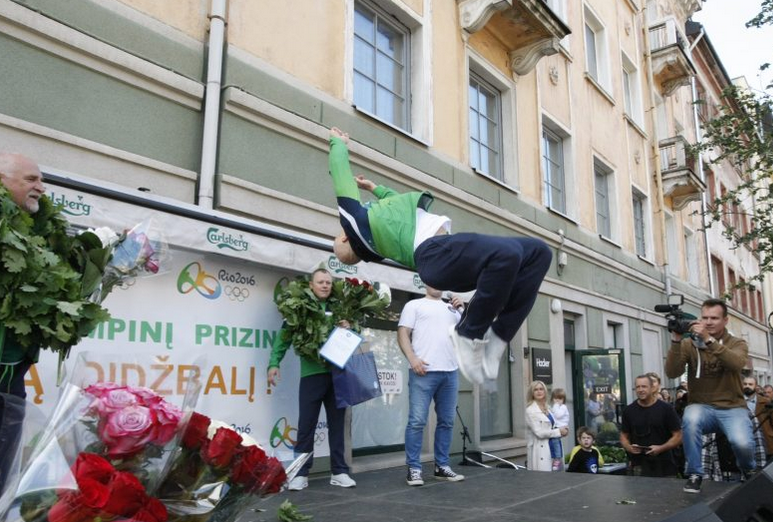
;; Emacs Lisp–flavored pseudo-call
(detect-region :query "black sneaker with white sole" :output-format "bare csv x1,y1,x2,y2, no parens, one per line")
434,465,465,482
406,468,424,486
683,474,702,493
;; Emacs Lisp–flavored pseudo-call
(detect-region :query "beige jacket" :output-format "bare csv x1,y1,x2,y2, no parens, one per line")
664,331,747,409
525,401,562,472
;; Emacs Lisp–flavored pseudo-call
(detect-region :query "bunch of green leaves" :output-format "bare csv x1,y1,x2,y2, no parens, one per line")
273,276,333,364
273,276,390,364
598,445,627,464
0,186,111,361
277,500,313,522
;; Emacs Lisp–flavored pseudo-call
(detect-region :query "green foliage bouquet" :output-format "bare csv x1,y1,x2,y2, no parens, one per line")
273,276,391,364
0,187,112,369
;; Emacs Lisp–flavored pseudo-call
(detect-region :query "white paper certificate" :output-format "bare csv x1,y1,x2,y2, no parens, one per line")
319,327,363,368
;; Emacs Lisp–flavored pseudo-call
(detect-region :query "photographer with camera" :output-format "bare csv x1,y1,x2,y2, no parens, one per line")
664,298,755,494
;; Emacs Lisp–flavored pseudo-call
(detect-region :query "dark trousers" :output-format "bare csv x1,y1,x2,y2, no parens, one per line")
0,361,30,495
295,372,348,477
415,233,552,341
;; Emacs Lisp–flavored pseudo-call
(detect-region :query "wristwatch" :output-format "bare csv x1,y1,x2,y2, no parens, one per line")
705,336,716,346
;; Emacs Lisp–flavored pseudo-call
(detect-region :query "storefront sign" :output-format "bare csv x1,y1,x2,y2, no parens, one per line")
531,347,553,384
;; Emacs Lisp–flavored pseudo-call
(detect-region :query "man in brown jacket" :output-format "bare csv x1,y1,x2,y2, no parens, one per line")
665,299,755,494
743,375,773,467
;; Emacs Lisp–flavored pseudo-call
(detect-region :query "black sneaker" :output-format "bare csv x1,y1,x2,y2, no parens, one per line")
406,468,424,486
683,474,702,493
434,465,465,482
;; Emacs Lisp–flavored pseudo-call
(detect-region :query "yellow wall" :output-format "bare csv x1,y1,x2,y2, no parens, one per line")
119,0,209,40
228,0,347,97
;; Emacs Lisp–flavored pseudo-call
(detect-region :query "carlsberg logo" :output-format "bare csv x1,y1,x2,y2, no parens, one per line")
327,255,357,275
206,227,249,252
48,191,92,217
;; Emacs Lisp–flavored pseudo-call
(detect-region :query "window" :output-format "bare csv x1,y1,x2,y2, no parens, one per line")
632,190,647,257
546,0,570,49
711,256,724,297
622,53,643,123
543,127,566,213
353,1,410,130
665,212,678,275
594,159,613,238
469,72,503,180
584,6,610,90
756,290,764,323
705,169,716,208
684,228,700,286
728,268,738,305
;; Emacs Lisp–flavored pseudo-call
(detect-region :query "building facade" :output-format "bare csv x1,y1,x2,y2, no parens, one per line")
1,0,770,469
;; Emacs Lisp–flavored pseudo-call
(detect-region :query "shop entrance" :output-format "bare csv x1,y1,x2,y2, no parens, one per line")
572,349,626,446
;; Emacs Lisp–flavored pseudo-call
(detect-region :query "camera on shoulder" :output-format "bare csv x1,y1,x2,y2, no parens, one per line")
654,294,696,335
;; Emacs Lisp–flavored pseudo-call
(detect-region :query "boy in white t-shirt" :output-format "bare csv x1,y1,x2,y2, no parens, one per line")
398,286,465,486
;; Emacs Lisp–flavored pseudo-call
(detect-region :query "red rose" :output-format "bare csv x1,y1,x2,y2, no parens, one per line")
181,412,211,449
76,478,109,509
48,492,99,522
72,453,115,484
132,499,167,522
201,427,242,468
261,458,288,495
101,471,148,517
230,445,268,489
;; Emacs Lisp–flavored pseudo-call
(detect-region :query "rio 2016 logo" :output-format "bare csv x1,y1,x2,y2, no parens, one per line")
270,417,297,450
177,262,222,300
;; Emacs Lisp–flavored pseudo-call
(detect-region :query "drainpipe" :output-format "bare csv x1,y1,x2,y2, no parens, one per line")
642,4,672,297
198,0,227,209
688,28,714,296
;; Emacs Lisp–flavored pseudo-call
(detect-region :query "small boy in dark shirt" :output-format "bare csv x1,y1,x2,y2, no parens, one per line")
567,426,604,473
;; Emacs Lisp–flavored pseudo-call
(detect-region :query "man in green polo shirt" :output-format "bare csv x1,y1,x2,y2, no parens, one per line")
0,152,46,491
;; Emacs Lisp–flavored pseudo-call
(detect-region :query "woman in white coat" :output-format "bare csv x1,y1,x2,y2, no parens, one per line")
525,380,568,471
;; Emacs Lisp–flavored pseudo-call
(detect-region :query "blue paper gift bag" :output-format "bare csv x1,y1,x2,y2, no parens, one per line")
331,350,383,408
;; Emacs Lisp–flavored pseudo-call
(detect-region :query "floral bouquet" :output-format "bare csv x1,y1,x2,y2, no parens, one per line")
0,381,195,522
86,220,168,304
157,413,308,522
273,275,391,363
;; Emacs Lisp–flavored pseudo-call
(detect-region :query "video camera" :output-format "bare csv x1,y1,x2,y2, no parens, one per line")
654,294,697,335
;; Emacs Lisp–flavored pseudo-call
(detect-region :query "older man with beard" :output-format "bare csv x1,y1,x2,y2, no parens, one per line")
0,153,46,491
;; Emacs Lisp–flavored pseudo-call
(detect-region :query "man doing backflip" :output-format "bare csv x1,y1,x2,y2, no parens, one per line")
328,128,552,384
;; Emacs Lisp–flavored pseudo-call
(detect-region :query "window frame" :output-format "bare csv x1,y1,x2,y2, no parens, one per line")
593,157,615,239
583,5,611,92
543,126,567,214
621,52,643,124
352,1,412,131
467,50,520,188
468,71,504,181
631,189,647,258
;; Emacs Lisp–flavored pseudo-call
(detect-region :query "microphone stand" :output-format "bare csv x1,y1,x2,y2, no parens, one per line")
456,406,524,470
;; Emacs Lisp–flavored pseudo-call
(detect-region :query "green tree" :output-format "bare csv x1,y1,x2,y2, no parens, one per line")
692,2,773,286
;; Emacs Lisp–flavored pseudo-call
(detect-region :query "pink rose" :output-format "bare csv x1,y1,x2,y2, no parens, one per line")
99,405,158,458
151,401,182,445
128,386,163,406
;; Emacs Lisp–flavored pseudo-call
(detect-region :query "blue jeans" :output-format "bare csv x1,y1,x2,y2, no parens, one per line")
405,370,458,469
415,234,552,341
682,403,755,476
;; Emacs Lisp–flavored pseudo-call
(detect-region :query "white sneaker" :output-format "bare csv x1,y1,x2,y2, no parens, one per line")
288,476,308,491
330,473,356,488
449,325,486,385
482,327,508,380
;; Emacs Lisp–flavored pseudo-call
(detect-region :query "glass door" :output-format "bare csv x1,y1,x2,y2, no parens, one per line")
572,349,626,446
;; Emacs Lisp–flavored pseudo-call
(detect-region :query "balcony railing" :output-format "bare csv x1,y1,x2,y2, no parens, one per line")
659,136,705,209
648,18,695,96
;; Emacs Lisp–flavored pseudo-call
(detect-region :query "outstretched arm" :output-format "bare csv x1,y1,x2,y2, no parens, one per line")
329,127,361,201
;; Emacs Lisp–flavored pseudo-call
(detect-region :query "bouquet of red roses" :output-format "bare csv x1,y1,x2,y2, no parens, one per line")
0,382,190,522
157,413,307,522
16,453,168,522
